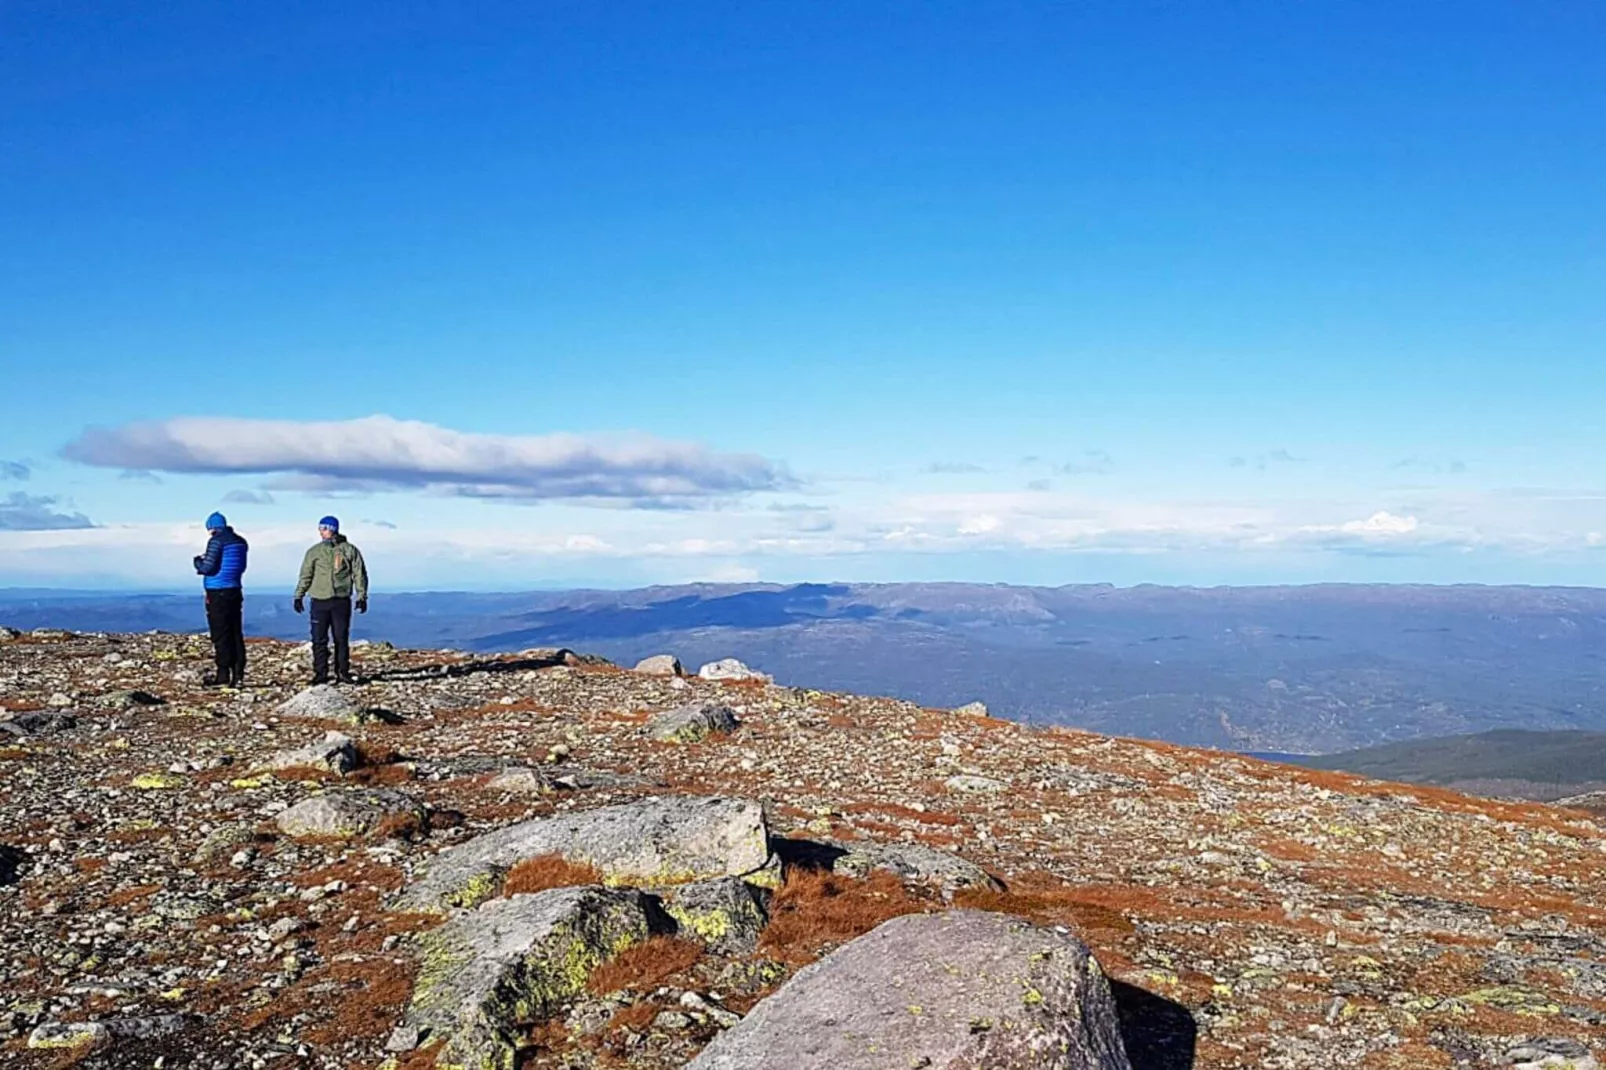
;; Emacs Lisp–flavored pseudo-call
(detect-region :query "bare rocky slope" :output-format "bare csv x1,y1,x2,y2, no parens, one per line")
1,628,1604,1069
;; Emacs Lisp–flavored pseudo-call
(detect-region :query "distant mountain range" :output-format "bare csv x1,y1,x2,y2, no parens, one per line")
1258,729,1606,802
3,582,1603,754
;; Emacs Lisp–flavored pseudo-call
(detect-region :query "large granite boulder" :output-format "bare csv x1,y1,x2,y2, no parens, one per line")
277,684,361,722
405,887,651,1070
394,795,770,912
633,654,683,677
697,659,771,683
688,910,1131,1070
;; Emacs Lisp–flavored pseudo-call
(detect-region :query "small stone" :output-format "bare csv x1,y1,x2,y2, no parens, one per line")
385,1025,421,1053
275,790,426,840
259,732,358,776
28,1022,109,1051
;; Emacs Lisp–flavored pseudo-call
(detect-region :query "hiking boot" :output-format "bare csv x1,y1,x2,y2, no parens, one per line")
335,672,358,686
309,676,330,687
202,673,228,688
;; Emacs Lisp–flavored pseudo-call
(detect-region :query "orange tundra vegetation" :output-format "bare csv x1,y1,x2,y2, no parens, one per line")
758,868,931,966
503,854,605,896
586,937,703,996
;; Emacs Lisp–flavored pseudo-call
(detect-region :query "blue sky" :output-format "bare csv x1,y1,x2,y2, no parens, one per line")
2,1,1603,589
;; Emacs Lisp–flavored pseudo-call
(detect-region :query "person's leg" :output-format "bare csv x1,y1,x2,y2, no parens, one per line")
204,592,229,684
332,597,353,681
226,590,247,684
310,598,332,683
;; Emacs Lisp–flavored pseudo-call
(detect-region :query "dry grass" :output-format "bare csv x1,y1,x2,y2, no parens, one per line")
586,936,703,995
758,868,932,966
372,809,427,841
953,873,1138,937
503,854,604,896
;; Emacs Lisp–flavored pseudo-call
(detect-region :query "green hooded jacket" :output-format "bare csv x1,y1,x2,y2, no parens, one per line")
294,535,369,601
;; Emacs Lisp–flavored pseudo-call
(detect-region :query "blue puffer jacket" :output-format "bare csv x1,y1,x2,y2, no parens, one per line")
195,527,249,590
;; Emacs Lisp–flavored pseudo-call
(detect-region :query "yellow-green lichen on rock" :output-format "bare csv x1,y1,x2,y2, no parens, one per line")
404,887,652,1070
131,771,184,790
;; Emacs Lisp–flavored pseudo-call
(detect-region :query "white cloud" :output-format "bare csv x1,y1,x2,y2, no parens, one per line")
1339,511,1419,536
62,415,789,506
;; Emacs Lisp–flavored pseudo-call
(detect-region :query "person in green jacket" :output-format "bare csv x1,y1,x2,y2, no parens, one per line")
292,516,369,684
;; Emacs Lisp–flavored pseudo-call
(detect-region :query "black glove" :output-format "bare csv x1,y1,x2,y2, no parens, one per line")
355,598,367,614
192,555,204,573
293,596,305,614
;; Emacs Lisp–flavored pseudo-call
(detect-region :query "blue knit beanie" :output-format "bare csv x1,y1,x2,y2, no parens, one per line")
205,512,227,530
318,515,340,533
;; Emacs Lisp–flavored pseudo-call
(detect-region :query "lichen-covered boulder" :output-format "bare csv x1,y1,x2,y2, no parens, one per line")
649,701,739,744
405,887,651,1070
660,877,769,955
485,767,550,795
687,910,1132,1070
393,796,770,913
275,789,425,839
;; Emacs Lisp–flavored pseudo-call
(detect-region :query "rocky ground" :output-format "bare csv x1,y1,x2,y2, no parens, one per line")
1,628,1604,1069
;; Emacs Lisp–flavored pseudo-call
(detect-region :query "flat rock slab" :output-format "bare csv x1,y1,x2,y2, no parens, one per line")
829,840,1002,895
946,774,1009,794
276,789,425,839
650,701,740,743
259,731,357,775
688,910,1132,1070
405,886,651,1070
0,711,78,737
394,795,770,912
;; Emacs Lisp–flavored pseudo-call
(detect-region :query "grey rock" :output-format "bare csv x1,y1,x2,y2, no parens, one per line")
660,877,769,955
28,1021,108,1051
404,886,652,1070
193,824,255,865
1507,1038,1601,1069
634,654,683,677
393,795,770,912
384,1024,422,1053
829,839,1003,895
650,701,740,744
0,625,20,642
953,700,990,717
697,658,771,683
96,689,166,709
260,731,357,775
275,789,425,839
688,910,1131,1070
0,711,77,737
945,773,1009,794
486,767,551,795
276,684,361,722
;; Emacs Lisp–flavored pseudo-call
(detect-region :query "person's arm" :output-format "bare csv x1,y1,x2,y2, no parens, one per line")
294,547,316,598
194,533,223,576
351,546,369,604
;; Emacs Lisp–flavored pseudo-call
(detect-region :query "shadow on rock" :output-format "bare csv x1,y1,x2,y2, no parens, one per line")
0,844,22,886
769,836,850,872
1111,979,1197,1070
361,648,594,683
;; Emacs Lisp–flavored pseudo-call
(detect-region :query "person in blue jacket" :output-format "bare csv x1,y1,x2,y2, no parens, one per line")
193,512,249,687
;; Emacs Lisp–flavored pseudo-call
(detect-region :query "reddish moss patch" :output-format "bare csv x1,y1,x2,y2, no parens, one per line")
586,936,703,996
503,854,604,896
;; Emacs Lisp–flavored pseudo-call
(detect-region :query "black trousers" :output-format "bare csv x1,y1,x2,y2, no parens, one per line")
310,596,352,681
204,588,247,681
